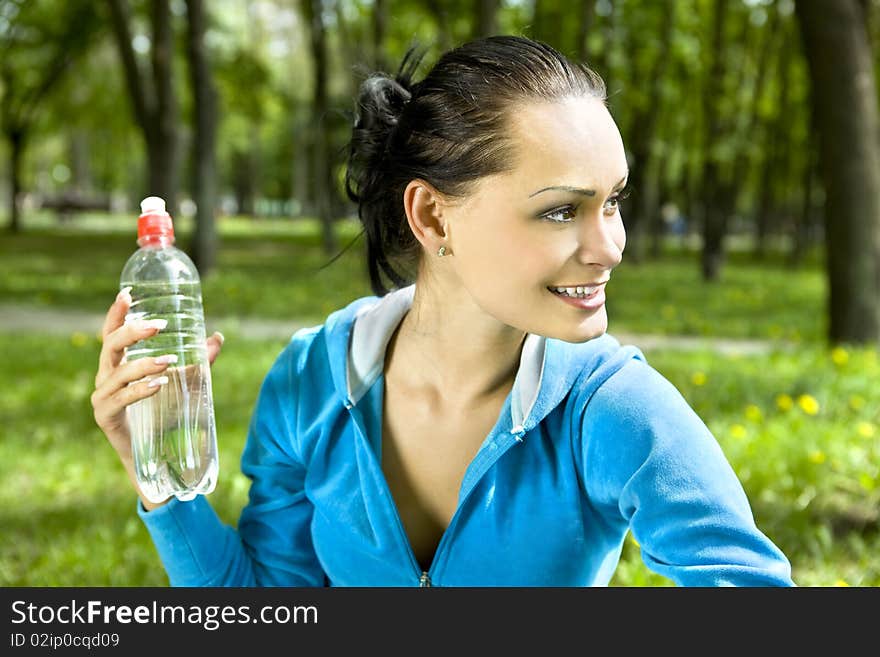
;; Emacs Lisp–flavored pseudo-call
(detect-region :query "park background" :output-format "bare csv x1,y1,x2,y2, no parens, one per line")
1,0,878,587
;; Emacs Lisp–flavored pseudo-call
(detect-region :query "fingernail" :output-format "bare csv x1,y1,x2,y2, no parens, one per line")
147,375,169,388
131,319,167,331
214,331,225,345
117,287,132,305
153,354,178,365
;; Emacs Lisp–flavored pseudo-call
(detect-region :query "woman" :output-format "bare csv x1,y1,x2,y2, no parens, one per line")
91,35,795,587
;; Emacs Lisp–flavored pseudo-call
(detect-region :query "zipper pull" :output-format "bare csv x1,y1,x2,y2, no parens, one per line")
419,571,432,587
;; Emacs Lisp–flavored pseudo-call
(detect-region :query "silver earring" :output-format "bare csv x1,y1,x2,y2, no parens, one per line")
437,246,447,257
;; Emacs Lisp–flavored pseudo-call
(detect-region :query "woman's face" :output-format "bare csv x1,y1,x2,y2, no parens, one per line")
445,96,628,343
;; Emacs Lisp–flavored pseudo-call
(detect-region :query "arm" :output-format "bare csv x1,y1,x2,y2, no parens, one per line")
138,338,326,586
581,358,795,587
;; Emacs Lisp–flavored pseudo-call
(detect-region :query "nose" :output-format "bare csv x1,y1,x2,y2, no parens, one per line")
575,209,625,269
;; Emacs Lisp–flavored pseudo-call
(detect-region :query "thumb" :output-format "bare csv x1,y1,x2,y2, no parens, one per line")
207,331,224,365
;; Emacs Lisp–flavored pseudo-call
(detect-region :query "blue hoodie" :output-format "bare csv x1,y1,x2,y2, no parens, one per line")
138,285,795,587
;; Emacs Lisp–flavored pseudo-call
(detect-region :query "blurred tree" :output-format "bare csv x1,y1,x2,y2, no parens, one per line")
796,0,880,344
699,0,733,281
183,0,218,275
106,0,181,214
0,0,101,233
474,0,500,38
373,0,389,72
753,4,790,260
425,0,453,52
575,0,596,64
302,0,338,255
217,46,270,217
619,2,676,263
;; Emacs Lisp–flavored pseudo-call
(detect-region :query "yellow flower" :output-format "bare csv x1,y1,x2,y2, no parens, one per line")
691,371,707,386
849,395,865,411
70,332,89,348
808,450,826,464
730,424,748,439
797,394,820,416
831,347,849,366
857,422,875,438
833,579,849,587
744,405,763,423
776,394,793,412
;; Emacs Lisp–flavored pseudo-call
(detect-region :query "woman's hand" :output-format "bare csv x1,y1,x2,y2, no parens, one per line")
90,287,224,510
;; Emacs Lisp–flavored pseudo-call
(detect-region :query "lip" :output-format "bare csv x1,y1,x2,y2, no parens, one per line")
547,282,607,311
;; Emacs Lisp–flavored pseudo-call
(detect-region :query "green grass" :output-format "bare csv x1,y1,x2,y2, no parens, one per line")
1,211,826,342
0,213,372,325
2,331,876,586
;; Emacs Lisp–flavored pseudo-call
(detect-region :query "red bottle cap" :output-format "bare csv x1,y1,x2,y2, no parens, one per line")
137,196,174,242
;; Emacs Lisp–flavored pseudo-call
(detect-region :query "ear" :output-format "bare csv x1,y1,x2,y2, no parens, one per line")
402,179,451,255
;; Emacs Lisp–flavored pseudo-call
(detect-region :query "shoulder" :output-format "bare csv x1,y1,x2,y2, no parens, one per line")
260,293,380,393
577,346,731,501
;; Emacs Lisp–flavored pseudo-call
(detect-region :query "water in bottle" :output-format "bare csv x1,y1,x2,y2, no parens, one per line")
120,196,218,503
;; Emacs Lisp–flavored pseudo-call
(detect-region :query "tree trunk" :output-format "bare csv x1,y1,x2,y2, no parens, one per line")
304,0,337,255
8,129,24,234
576,0,596,63
107,0,179,212
700,0,730,281
475,0,500,39
620,4,676,262
184,0,218,275
796,0,880,344
149,0,179,213
373,0,388,72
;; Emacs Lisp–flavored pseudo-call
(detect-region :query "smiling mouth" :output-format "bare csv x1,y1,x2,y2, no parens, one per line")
547,284,605,299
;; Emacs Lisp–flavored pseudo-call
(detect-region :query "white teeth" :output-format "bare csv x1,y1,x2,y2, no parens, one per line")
551,285,596,298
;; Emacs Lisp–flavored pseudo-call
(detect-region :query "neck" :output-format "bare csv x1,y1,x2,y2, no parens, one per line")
385,281,527,407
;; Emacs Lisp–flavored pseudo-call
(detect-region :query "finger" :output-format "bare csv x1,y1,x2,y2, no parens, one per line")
101,287,132,340
110,374,169,410
206,331,224,365
96,375,168,431
96,318,167,387
95,353,178,403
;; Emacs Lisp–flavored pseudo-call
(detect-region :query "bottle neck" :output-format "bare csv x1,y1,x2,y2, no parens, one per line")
137,235,175,248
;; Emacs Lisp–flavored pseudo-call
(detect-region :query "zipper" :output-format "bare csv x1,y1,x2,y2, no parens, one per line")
347,395,523,588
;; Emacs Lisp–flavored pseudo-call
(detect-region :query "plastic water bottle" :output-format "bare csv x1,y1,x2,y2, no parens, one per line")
120,196,218,503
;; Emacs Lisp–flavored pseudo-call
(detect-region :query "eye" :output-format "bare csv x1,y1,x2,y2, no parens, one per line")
539,204,579,224
604,186,632,216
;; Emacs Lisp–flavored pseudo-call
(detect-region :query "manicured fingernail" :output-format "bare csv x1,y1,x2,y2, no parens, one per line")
117,287,132,304
147,375,169,387
214,331,225,345
153,354,178,365
131,319,167,331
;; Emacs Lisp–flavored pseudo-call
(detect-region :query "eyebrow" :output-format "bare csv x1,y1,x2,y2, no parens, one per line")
528,173,629,198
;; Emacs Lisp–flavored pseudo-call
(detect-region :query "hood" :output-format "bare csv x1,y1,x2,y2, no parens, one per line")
323,284,643,433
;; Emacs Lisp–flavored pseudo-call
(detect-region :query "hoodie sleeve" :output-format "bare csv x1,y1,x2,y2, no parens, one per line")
581,356,795,587
138,338,326,586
